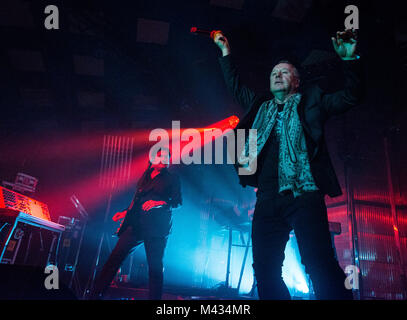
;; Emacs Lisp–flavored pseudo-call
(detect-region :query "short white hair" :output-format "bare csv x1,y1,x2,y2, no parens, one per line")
272,60,300,80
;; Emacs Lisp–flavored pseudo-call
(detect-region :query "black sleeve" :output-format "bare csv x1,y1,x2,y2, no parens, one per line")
321,58,365,118
218,54,258,114
125,191,138,212
168,174,182,209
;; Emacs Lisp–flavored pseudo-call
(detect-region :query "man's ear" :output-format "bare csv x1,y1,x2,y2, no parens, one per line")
295,77,300,90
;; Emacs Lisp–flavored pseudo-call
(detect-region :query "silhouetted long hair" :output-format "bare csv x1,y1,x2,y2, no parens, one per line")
136,147,171,191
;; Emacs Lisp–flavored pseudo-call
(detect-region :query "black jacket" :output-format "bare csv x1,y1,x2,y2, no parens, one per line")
218,54,364,197
117,168,182,238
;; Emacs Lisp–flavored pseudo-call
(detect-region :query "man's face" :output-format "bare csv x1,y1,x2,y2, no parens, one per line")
269,63,300,96
151,150,170,169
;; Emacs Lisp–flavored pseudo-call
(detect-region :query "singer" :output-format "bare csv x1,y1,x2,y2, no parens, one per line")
90,148,182,300
212,30,364,299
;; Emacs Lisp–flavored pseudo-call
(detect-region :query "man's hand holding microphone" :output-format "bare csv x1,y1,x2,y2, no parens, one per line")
212,31,231,57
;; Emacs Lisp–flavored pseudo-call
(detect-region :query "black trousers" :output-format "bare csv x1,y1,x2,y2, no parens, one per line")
252,190,353,300
91,226,167,300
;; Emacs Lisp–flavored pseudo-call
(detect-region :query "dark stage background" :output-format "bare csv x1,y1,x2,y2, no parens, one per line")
0,0,406,300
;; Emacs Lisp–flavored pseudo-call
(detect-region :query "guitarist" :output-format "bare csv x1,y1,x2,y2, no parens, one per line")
90,147,182,299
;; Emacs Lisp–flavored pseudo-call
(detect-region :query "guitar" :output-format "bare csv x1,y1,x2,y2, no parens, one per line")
113,199,168,235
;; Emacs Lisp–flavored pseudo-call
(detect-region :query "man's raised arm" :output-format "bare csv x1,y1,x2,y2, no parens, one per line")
213,32,258,113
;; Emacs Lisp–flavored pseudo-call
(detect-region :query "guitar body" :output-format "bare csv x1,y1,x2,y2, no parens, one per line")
114,170,176,238
116,209,140,236
115,193,143,237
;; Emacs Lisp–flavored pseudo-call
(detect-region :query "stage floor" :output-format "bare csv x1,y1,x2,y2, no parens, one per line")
100,284,310,300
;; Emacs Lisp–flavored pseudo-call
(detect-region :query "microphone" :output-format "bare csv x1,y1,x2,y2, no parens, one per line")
190,27,223,40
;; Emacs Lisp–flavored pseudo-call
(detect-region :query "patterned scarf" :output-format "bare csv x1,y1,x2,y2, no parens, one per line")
239,93,318,197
